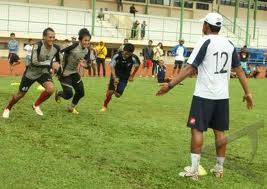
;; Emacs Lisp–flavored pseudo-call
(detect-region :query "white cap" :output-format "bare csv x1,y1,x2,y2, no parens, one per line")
203,12,223,27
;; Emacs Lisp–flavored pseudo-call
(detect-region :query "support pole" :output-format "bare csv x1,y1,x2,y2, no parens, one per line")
253,0,258,39
179,0,184,40
92,0,96,36
233,0,239,33
246,0,252,46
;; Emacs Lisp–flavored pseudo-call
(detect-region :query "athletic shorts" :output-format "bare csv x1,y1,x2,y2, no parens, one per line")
8,53,20,65
187,96,229,132
143,59,153,68
19,73,53,92
174,60,183,69
59,73,81,87
108,77,128,95
96,58,105,64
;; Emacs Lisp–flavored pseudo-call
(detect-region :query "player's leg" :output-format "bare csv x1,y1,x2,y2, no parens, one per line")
56,76,73,103
101,78,116,111
179,96,214,179
88,64,92,76
114,79,127,98
173,61,178,76
33,74,55,116
177,61,182,74
152,60,156,77
92,62,96,76
67,74,84,114
210,99,229,177
2,74,34,118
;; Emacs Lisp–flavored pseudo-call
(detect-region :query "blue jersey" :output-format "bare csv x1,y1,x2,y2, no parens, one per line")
110,52,140,80
157,65,166,83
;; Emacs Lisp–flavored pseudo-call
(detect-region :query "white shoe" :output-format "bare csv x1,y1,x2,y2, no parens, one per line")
32,104,44,116
184,165,207,176
179,167,199,180
2,109,10,119
210,165,224,178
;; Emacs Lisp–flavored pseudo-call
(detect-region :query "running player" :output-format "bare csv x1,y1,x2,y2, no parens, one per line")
2,28,60,118
55,28,91,114
100,43,140,112
156,12,253,180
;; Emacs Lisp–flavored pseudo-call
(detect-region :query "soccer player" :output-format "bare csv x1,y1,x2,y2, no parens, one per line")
156,12,253,180
171,39,187,76
3,28,61,118
100,43,140,112
55,28,91,114
8,33,21,75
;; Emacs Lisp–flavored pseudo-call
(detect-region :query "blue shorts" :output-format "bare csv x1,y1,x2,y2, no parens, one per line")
108,77,128,95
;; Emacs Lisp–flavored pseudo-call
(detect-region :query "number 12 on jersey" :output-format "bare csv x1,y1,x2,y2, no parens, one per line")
214,52,228,74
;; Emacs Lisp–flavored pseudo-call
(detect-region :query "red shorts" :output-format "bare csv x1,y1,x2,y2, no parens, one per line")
143,59,153,68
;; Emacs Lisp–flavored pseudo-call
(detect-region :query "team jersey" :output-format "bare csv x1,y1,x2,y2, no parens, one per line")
187,35,240,100
24,44,33,56
62,43,88,77
110,52,140,80
25,41,60,80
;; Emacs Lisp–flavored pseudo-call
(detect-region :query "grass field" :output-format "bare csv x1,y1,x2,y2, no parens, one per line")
0,76,266,189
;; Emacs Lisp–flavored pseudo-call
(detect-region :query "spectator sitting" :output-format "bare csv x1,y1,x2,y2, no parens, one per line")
156,58,171,83
97,8,105,21
130,4,138,17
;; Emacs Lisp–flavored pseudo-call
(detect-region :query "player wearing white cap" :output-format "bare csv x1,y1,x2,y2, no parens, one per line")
156,12,253,180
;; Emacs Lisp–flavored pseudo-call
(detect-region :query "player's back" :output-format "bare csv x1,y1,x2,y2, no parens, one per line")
191,35,236,100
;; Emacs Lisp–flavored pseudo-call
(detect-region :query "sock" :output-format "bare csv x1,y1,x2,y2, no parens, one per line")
6,96,17,110
104,93,112,108
191,153,201,172
216,157,225,169
34,91,51,106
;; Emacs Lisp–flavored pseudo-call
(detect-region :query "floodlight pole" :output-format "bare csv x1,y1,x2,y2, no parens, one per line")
233,0,239,34
253,0,258,39
246,0,252,46
179,0,184,40
92,0,96,36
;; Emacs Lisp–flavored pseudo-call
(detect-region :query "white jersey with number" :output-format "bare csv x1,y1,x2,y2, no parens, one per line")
187,35,240,100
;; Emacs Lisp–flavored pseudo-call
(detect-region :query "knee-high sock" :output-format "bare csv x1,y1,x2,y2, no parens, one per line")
104,93,112,107
6,96,18,110
34,91,51,106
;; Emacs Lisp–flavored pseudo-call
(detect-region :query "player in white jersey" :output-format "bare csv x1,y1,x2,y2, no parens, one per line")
156,12,253,180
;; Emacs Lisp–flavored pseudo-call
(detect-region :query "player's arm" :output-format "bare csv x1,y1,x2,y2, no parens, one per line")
156,38,210,96
129,55,141,81
31,44,51,67
232,49,253,109
110,54,119,84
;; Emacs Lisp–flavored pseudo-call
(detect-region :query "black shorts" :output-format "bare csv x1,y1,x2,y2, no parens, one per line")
108,77,128,95
19,73,53,92
174,60,183,69
96,58,105,64
60,73,82,88
187,96,229,132
8,53,20,65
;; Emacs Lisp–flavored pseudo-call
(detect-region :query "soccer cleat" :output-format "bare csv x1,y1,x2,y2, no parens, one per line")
2,109,10,119
179,167,199,181
67,107,79,115
100,106,107,112
55,90,61,103
184,165,207,176
32,104,44,116
210,165,224,178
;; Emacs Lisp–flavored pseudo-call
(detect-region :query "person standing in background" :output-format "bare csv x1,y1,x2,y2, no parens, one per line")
87,44,97,77
141,21,147,40
117,0,123,12
141,40,154,77
23,39,34,67
171,39,187,76
8,33,21,75
152,42,164,77
118,38,128,52
95,41,107,77
239,45,250,78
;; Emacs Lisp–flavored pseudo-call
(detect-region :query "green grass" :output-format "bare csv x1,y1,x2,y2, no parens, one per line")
0,76,266,189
